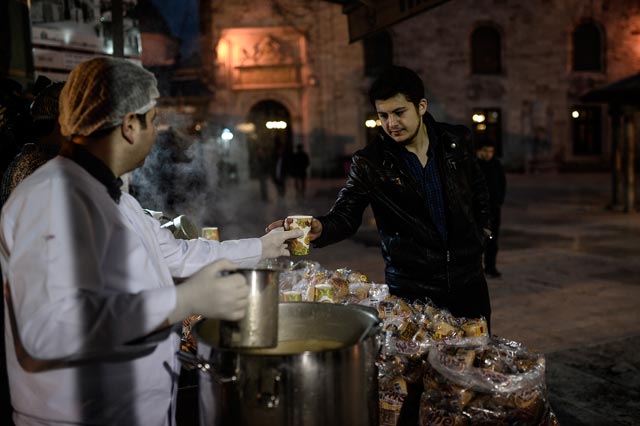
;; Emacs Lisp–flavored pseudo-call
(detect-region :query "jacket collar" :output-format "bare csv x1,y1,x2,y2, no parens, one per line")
59,141,123,203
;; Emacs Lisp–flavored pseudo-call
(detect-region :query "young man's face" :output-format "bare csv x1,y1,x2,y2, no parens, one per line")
374,93,427,146
477,146,495,161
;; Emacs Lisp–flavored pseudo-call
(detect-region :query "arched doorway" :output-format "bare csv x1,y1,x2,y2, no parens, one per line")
247,100,292,200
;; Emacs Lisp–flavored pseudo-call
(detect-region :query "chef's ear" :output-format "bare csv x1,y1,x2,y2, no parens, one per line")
121,112,138,145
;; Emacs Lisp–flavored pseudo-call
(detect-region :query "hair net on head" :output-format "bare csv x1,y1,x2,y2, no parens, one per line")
59,57,159,137
31,81,65,122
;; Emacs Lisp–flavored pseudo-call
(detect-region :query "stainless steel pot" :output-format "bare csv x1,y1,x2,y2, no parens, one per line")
192,302,382,426
219,268,281,349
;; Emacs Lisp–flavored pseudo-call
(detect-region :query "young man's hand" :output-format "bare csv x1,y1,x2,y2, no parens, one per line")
265,218,323,241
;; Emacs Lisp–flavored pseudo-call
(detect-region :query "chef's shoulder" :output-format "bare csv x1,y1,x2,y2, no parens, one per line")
4,157,110,212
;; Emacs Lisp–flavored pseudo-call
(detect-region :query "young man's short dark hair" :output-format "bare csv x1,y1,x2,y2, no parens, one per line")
368,66,425,109
476,138,496,149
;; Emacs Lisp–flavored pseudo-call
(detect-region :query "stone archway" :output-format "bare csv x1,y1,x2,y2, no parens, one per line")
246,99,292,200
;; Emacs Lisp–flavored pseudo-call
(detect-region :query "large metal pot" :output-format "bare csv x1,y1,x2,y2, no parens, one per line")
193,302,382,426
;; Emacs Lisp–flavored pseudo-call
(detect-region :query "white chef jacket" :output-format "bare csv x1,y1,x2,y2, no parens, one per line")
0,156,262,425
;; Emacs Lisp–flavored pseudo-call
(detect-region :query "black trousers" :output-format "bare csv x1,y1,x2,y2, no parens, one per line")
392,273,492,331
394,273,492,425
484,206,502,272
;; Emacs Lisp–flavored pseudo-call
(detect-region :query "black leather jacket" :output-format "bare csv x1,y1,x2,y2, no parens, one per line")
314,113,490,296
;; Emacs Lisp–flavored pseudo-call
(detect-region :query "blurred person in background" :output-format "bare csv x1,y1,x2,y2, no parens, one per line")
0,81,66,208
272,140,290,199
0,57,300,426
476,139,506,278
0,78,33,183
290,143,310,198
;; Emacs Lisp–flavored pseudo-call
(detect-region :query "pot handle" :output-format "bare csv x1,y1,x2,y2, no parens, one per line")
358,320,383,344
256,368,281,409
176,351,238,383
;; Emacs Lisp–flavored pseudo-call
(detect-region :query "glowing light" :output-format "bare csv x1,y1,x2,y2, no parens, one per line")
476,124,487,131
472,113,486,123
194,123,202,132
572,110,580,118
365,119,377,128
221,128,234,141
266,121,287,129
235,122,256,133
216,39,229,62
62,29,73,45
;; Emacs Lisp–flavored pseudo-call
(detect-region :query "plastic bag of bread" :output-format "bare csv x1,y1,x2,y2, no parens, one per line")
419,338,557,426
378,355,409,426
427,338,545,393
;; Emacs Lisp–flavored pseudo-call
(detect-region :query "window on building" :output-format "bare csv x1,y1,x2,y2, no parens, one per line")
471,26,501,75
573,22,604,72
472,108,502,156
571,106,602,155
363,31,392,77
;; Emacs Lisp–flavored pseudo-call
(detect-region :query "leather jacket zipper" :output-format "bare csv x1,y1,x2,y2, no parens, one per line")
446,249,451,292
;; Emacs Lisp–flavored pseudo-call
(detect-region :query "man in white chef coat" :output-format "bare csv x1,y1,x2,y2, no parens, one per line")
0,57,300,426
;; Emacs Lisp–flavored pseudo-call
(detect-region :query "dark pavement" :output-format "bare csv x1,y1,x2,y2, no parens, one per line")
205,172,640,426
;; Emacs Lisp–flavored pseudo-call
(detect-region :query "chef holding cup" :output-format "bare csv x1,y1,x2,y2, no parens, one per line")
0,57,301,426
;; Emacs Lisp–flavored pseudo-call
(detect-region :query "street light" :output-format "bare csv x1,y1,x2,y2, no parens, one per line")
221,128,234,141
266,121,287,129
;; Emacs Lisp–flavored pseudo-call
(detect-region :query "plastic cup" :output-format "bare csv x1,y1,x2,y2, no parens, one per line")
284,215,312,255
201,227,220,241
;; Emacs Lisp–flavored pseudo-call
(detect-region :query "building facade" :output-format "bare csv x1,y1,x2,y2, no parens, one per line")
201,0,639,176
201,0,365,179
347,0,640,171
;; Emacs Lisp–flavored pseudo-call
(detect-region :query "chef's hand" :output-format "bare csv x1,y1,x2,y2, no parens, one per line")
259,227,303,259
167,259,249,323
265,218,323,241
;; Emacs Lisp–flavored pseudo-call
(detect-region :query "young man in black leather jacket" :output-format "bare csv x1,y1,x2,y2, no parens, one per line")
269,66,492,325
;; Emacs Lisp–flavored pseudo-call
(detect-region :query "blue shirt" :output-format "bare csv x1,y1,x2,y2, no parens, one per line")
400,136,447,241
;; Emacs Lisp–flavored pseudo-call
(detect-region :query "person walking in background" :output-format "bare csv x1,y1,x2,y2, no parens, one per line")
272,142,289,198
476,139,507,278
290,143,310,198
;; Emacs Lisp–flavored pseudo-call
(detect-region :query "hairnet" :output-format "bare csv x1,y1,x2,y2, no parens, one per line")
31,81,65,122
59,57,159,137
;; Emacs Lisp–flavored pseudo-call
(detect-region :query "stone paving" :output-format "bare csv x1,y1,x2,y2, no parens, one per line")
206,172,640,426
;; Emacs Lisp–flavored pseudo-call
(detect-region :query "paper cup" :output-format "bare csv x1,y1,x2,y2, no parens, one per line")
314,284,335,303
284,215,312,255
201,227,220,241
282,290,302,302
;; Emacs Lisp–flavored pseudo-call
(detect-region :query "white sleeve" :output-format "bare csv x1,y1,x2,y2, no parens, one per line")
149,214,263,277
3,180,176,360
